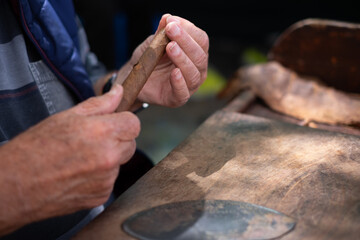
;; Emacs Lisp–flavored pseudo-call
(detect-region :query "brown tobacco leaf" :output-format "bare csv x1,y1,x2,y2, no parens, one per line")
226,61,360,126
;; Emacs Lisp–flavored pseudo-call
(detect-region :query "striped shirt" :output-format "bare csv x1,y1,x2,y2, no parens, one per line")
0,1,109,239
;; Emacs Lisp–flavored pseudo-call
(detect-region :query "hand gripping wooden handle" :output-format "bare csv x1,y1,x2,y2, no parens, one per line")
116,28,169,112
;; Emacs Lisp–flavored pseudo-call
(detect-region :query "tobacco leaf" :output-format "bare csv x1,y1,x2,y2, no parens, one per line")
221,61,360,126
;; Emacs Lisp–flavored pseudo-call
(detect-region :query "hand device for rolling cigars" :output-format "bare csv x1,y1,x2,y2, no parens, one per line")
116,28,169,112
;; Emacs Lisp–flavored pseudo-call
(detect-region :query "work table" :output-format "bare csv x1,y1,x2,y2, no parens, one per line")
74,95,360,239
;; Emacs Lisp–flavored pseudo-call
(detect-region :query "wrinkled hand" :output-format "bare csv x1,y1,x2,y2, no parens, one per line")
120,14,209,107
0,84,140,235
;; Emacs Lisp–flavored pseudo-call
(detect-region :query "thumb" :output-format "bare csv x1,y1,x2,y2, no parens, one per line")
72,84,123,116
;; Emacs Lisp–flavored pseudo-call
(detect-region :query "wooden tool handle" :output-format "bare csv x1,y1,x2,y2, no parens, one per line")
116,28,169,112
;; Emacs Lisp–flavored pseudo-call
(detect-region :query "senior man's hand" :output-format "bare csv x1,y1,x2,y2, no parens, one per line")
116,14,209,108
0,84,140,235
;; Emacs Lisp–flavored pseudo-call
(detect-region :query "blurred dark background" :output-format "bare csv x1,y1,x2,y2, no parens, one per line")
73,0,359,163
74,0,358,78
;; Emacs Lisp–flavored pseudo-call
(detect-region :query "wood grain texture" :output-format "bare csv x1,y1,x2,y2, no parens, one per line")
268,19,360,94
74,109,360,240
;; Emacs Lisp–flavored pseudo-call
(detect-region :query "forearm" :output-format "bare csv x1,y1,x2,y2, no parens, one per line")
0,143,35,236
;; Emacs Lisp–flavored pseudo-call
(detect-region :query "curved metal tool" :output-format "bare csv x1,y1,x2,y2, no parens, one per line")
122,200,296,240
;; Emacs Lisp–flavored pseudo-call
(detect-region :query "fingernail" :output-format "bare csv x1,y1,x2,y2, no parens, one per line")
109,83,122,96
167,22,180,37
169,42,180,56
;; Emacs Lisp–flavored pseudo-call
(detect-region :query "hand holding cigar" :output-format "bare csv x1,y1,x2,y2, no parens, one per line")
114,14,209,111
116,28,169,112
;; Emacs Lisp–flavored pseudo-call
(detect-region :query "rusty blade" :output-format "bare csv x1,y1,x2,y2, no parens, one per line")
122,200,296,240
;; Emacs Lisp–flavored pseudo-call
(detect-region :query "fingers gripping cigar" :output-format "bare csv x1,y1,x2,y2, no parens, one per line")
116,29,170,112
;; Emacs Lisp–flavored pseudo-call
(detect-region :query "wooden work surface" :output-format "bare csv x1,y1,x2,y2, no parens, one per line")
74,106,360,239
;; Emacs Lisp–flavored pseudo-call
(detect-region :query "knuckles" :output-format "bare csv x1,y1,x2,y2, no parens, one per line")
193,52,208,70
172,96,190,108
189,70,201,91
116,139,137,165
74,96,106,115
115,112,141,139
50,111,140,171
78,111,141,142
199,30,210,52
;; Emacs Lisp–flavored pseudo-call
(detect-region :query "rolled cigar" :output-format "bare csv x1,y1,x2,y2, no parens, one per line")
116,28,170,112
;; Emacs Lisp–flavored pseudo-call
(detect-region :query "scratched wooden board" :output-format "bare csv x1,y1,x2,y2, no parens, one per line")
74,110,360,240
